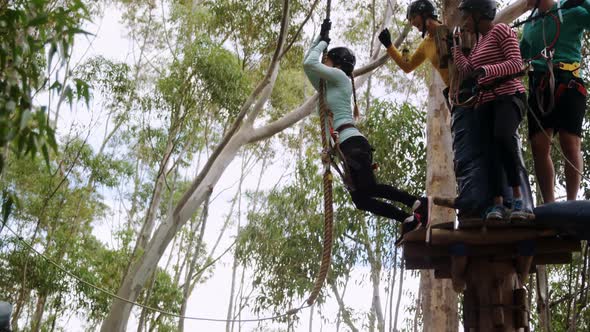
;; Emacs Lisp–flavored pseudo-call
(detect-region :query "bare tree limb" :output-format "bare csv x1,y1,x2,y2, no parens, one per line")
279,0,321,59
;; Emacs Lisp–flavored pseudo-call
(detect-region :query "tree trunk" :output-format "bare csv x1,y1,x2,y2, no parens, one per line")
330,281,360,332
30,293,47,332
370,248,385,331
388,244,398,331
421,69,459,332
226,162,246,332
308,303,314,332
11,288,29,331
179,192,210,332
132,131,177,263
393,260,404,332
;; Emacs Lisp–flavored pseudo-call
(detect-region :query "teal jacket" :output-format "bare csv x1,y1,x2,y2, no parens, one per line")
520,0,590,73
303,36,363,144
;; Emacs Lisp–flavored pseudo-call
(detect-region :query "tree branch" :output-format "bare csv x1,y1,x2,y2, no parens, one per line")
279,0,321,59
173,0,290,217
494,0,528,24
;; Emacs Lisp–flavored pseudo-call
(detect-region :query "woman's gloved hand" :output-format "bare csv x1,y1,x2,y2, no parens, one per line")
320,19,331,43
378,28,392,48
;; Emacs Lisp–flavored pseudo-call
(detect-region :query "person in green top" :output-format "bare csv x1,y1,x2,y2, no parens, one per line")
303,20,431,235
520,0,590,204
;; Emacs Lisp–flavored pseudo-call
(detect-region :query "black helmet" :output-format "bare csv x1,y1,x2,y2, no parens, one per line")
406,0,438,20
458,0,497,20
327,47,356,76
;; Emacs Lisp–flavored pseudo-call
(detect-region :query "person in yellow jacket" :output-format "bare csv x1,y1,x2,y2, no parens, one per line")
378,0,449,87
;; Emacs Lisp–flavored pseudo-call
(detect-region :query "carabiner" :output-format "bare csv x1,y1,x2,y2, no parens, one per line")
540,47,554,60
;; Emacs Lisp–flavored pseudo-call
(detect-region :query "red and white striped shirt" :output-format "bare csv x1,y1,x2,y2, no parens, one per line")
453,23,525,106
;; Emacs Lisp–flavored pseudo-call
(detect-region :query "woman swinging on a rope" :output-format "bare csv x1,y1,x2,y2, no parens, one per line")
303,19,431,237
452,0,533,220
378,0,449,88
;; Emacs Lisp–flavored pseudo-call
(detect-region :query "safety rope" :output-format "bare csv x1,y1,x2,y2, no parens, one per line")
306,0,334,307
2,222,309,323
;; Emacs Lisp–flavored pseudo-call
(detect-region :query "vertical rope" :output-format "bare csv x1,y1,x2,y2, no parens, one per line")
306,0,334,306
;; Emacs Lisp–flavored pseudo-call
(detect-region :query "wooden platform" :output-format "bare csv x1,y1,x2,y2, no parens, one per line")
401,220,581,281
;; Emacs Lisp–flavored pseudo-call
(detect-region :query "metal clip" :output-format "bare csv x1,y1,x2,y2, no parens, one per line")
540,47,554,60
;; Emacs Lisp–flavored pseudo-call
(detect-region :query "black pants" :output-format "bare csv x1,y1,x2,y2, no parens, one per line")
476,94,524,197
339,136,417,222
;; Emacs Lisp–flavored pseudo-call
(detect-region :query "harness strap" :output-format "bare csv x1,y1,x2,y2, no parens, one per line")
533,66,585,117
535,57,556,117
329,129,355,191
335,123,356,133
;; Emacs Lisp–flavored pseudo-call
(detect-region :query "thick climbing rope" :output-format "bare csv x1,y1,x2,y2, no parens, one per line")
2,222,309,323
306,0,334,307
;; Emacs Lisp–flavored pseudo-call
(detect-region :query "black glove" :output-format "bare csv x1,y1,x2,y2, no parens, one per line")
561,0,585,9
320,19,331,43
378,28,392,48
471,67,486,80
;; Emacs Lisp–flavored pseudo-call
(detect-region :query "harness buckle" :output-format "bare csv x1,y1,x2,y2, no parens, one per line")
558,62,581,78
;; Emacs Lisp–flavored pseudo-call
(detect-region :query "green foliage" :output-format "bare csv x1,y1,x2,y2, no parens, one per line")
270,67,306,116
237,158,325,314
207,0,307,68
0,0,91,172
361,100,426,195
158,36,250,120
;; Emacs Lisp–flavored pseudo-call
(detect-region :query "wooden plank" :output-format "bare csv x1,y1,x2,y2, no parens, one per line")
435,269,452,279
401,228,427,244
532,253,573,266
430,228,556,246
405,257,450,270
406,253,573,271
403,239,580,261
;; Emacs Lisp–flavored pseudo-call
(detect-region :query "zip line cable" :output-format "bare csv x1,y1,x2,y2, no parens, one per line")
2,222,309,323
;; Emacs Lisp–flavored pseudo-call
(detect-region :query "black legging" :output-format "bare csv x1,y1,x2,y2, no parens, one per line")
339,136,417,222
476,94,524,197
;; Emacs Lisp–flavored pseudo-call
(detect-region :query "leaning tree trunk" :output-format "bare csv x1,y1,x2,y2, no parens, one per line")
100,1,404,329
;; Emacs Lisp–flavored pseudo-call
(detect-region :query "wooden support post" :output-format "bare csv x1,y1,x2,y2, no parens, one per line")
465,259,524,332
451,244,467,292
514,288,529,329
463,287,478,331
516,241,535,284
491,278,505,327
